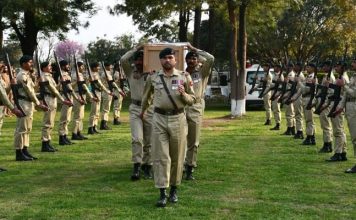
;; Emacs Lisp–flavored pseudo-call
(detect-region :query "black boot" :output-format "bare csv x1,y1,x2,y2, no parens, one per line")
47,141,57,151
113,118,121,125
16,149,33,161
88,127,95,135
142,164,153,179
64,135,73,145
156,188,167,207
345,165,356,173
185,165,195,180
59,135,67,145
77,132,88,140
93,126,100,134
291,126,296,135
131,163,141,181
302,135,312,145
100,120,111,130
282,127,292,135
22,146,38,160
310,135,316,145
264,119,271,125
72,132,83,140
326,153,343,162
42,141,55,152
319,142,333,153
340,152,347,161
169,185,178,203
294,130,304,139
100,120,105,130
270,123,280,130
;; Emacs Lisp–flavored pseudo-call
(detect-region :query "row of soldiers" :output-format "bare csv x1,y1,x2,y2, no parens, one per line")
253,59,356,173
0,43,215,207
0,55,127,163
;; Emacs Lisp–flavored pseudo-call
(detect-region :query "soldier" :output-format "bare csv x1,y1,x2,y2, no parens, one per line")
100,62,122,130
112,63,127,125
296,63,317,145
58,60,84,145
269,64,284,130
71,61,97,140
184,43,214,180
0,67,25,171
292,62,305,139
14,55,48,161
141,47,196,207
39,61,73,152
281,63,296,135
87,62,113,134
317,61,335,153
335,58,356,172
324,61,349,162
121,47,154,180
259,63,273,126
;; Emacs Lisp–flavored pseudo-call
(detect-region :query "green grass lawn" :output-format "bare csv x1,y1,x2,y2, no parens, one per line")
0,102,355,219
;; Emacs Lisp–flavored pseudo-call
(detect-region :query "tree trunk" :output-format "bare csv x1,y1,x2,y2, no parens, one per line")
227,0,238,117
11,10,38,56
207,7,216,55
178,7,189,42
0,7,4,50
193,4,202,47
235,0,248,116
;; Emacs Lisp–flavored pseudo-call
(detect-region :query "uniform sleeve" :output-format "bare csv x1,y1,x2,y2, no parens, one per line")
47,79,64,102
141,75,154,113
181,74,196,105
82,84,94,99
121,49,136,78
198,50,215,78
97,79,111,94
22,75,40,105
0,83,14,109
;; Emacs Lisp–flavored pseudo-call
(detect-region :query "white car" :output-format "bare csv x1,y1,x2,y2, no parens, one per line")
245,64,274,107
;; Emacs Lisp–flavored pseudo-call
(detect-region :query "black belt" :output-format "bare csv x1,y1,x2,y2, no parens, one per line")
17,95,31,102
131,99,141,106
154,107,184,116
346,97,356,102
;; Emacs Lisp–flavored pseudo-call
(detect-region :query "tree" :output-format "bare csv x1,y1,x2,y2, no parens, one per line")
1,0,96,55
111,0,203,42
86,34,137,64
55,40,85,62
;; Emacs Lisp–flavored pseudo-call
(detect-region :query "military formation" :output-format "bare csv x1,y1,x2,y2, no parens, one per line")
254,58,356,173
0,44,214,208
1,45,355,207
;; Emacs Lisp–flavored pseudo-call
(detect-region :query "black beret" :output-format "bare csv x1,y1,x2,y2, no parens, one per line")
335,61,347,67
59,60,69,67
185,51,199,59
104,61,112,67
90,62,100,69
274,64,282,68
307,63,316,68
19,55,33,65
322,60,332,66
295,62,303,66
133,50,144,61
159,48,175,59
40,61,50,70
288,62,294,67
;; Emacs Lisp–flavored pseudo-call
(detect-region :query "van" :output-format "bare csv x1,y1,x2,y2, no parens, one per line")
245,64,274,107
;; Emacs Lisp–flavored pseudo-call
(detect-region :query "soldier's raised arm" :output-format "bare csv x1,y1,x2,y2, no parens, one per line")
141,74,154,114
